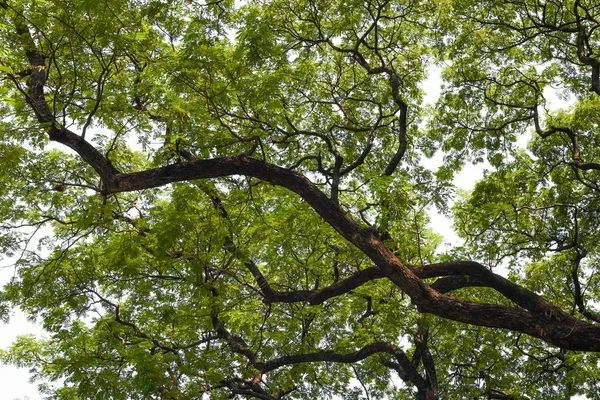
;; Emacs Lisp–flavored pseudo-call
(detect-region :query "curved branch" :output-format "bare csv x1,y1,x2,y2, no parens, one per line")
197,183,386,305
249,263,385,306
384,74,408,176
99,157,600,350
11,1,600,353
574,0,600,95
0,147,571,351
414,261,564,314
9,13,119,182
340,127,374,176
212,296,431,396
261,341,400,373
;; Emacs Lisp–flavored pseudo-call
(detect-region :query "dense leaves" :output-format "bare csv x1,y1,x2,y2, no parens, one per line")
1,0,600,399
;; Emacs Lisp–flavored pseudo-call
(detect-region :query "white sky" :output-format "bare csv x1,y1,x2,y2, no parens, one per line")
0,268,45,400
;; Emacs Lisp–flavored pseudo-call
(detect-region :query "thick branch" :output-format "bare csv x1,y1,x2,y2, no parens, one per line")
261,341,399,373
11,4,600,351
253,265,385,305
101,157,600,350
8,12,119,182
414,326,438,397
574,0,600,95
384,74,408,175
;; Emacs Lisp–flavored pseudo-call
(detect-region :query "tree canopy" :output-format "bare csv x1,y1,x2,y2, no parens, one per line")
1,0,600,398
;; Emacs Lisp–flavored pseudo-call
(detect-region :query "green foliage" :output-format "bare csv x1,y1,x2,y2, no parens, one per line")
1,0,600,399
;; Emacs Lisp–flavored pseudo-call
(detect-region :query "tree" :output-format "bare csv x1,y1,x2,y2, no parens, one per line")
0,0,599,398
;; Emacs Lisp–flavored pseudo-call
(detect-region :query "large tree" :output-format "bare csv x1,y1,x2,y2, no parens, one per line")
1,0,600,398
